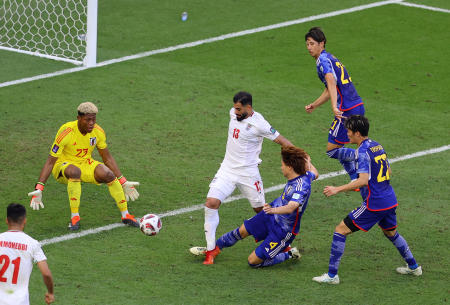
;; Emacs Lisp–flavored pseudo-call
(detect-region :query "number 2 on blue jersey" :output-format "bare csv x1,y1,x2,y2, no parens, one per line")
335,61,352,85
374,154,390,182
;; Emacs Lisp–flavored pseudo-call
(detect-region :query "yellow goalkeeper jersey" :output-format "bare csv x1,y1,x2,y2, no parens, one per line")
49,120,107,163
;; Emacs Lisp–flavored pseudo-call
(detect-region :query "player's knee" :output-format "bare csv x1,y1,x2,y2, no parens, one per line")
205,197,220,209
94,164,115,183
64,165,81,179
248,261,262,268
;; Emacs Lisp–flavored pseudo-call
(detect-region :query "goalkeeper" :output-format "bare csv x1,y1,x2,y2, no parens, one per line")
28,102,140,230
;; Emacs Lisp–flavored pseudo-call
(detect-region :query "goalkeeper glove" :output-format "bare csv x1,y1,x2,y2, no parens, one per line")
28,183,45,210
118,176,140,201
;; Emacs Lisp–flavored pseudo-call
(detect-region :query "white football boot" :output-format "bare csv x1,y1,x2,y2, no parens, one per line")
312,273,340,284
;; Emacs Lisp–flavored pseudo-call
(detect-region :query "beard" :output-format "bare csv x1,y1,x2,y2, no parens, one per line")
236,111,248,121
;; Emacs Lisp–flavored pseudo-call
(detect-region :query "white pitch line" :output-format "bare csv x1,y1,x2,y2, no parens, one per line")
398,2,450,13
0,0,402,89
39,144,450,246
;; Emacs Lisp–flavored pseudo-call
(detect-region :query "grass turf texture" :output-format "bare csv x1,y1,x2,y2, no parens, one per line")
0,1,449,304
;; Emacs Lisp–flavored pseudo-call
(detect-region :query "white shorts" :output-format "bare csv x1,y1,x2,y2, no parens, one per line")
207,166,265,208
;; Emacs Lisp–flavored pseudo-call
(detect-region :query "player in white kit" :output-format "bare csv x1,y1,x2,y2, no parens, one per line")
191,91,294,264
0,203,54,305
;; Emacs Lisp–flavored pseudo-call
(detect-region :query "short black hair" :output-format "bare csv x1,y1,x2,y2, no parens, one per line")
345,115,369,137
233,91,252,106
305,27,326,46
7,203,26,224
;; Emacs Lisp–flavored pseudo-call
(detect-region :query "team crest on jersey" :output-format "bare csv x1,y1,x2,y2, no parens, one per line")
52,144,59,153
89,137,97,146
270,127,277,134
246,124,252,130
320,66,324,72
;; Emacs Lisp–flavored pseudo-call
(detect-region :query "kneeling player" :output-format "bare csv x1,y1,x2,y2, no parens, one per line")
192,146,318,267
28,102,140,230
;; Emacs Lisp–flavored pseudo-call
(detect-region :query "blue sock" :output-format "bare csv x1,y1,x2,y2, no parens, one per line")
327,147,357,180
216,227,242,249
260,252,290,267
386,232,417,268
328,232,347,277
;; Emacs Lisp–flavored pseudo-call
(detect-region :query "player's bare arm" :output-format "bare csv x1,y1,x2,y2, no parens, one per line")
98,147,122,178
273,135,293,147
37,260,54,304
263,201,300,214
324,73,343,119
37,155,58,184
323,173,369,197
305,88,330,113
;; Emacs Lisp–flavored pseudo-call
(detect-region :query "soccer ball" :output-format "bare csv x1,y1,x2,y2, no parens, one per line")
139,214,162,236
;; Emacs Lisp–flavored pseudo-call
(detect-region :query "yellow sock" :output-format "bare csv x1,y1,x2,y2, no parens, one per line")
67,178,81,214
107,178,128,212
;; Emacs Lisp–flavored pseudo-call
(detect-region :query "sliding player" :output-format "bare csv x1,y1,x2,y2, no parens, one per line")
193,146,318,267
28,102,140,230
304,27,365,181
313,115,422,284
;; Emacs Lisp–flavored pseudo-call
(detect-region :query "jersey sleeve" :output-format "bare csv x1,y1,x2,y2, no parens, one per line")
319,54,334,75
254,115,280,141
49,125,72,157
94,124,107,150
31,240,47,263
356,150,370,174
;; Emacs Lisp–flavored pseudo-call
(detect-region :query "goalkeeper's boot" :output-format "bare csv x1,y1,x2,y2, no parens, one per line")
121,214,139,227
288,247,301,260
396,265,422,276
68,215,81,231
203,246,221,265
312,273,340,285
190,246,207,256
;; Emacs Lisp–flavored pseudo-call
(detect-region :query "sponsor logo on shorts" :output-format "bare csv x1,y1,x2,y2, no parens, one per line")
52,144,59,153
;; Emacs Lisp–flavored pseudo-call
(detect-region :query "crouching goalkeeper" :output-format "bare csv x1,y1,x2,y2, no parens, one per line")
28,102,140,230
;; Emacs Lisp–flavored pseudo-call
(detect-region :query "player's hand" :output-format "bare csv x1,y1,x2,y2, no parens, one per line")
28,190,44,210
45,292,55,304
262,203,273,214
305,104,315,113
332,107,344,120
122,181,140,201
323,186,339,197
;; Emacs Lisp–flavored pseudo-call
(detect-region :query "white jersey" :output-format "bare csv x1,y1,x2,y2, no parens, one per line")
0,230,47,305
221,108,280,170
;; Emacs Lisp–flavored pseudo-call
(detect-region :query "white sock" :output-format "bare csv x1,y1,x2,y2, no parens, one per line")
120,210,129,218
71,213,80,218
204,207,219,251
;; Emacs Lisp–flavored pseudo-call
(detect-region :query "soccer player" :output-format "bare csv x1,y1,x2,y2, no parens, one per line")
304,27,365,181
312,115,422,285
0,203,54,305
28,102,140,230
192,146,318,267
190,91,294,264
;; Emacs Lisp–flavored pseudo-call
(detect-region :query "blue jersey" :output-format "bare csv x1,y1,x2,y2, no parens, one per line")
316,50,363,112
356,139,397,211
270,171,315,235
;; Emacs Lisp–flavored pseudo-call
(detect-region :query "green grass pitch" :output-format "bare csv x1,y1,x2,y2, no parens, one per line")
0,1,449,304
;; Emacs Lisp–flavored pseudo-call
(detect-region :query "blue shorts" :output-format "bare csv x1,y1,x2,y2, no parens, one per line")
244,211,295,260
348,203,397,232
328,104,365,145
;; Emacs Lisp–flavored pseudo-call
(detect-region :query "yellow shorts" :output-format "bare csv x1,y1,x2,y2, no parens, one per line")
52,158,103,185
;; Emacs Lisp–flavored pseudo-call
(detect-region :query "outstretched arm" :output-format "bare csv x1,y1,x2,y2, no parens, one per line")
28,156,58,210
323,173,368,197
263,201,300,214
273,135,293,148
305,88,330,113
98,147,122,178
36,155,58,184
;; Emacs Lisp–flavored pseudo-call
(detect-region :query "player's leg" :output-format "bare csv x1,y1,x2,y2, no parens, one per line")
326,118,357,180
379,209,422,276
202,170,237,264
62,164,82,230
93,163,138,227
248,230,297,268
